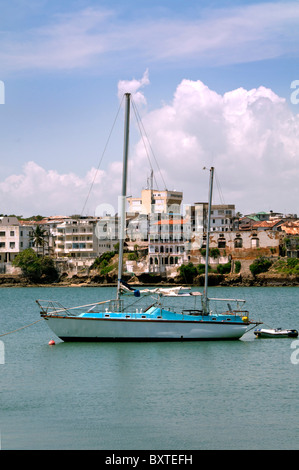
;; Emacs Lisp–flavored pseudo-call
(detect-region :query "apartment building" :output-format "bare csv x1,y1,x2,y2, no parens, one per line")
210,204,237,231
52,217,99,259
0,217,24,264
0,216,44,272
128,188,183,215
95,215,119,255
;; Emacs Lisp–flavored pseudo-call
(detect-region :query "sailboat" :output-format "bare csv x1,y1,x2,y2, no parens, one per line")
37,93,260,341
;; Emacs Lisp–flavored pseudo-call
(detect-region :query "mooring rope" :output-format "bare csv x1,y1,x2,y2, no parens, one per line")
0,319,43,337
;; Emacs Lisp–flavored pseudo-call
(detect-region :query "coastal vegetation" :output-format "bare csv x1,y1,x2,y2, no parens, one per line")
178,260,232,281
3,248,298,287
271,257,299,275
12,248,59,282
90,250,118,275
249,257,273,276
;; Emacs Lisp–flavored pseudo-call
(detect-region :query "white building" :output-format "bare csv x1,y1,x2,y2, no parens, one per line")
51,217,99,260
0,216,41,273
128,188,183,215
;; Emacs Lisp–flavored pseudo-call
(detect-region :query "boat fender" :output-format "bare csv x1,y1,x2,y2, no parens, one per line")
48,339,55,345
242,316,249,323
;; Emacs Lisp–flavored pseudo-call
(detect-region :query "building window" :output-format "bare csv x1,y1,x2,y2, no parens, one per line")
218,240,226,249
252,238,259,248
234,237,243,248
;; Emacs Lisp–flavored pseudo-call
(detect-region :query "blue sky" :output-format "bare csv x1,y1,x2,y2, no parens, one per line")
0,0,299,216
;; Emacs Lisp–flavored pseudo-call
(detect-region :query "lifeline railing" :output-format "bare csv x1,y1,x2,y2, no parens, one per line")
36,299,124,316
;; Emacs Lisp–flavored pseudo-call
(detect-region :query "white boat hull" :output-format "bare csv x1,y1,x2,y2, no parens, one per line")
254,328,298,338
43,315,249,341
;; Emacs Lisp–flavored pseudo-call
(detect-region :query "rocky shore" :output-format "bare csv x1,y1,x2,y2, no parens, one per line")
0,271,298,288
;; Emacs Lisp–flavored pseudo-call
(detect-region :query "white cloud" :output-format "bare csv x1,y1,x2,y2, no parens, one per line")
1,80,298,217
117,69,150,106
129,79,299,215
1,2,299,73
0,161,121,217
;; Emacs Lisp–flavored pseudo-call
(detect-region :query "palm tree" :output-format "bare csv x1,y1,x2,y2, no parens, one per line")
30,225,48,256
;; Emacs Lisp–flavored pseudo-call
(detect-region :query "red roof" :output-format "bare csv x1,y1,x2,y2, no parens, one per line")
252,219,283,229
281,221,299,235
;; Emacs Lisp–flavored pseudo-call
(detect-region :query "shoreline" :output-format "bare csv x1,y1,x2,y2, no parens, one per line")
0,272,298,288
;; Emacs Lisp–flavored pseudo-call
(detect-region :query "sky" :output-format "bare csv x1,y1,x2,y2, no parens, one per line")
0,0,299,217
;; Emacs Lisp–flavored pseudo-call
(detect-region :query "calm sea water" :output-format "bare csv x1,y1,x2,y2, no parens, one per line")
0,285,298,450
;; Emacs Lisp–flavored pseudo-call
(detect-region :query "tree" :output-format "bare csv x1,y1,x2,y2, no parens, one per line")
178,262,198,283
13,248,58,282
30,225,48,255
13,249,42,281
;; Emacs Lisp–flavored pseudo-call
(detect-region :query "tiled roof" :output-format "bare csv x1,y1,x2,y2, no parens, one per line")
252,219,283,228
281,221,299,235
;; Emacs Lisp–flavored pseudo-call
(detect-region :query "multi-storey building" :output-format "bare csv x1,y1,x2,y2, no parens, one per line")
51,217,99,259
185,203,237,233
0,216,50,273
128,188,183,215
0,217,26,264
210,204,237,231
147,214,189,272
95,215,119,255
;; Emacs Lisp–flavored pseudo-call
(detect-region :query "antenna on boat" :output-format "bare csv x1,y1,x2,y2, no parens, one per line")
203,166,214,314
117,93,131,301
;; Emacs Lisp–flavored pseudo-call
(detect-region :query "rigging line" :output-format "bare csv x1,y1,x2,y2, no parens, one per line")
0,319,43,337
81,95,125,216
131,97,167,191
214,170,225,205
130,99,155,182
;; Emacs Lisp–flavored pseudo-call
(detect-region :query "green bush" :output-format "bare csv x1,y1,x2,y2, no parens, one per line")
287,258,299,269
249,257,272,276
91,251,116,270
200,248,220,259
234,261,241,274
197,263,206,275
217,262,231,274
178,262,198,283
128,252,139,261
100,265,114,275
210,248,220,259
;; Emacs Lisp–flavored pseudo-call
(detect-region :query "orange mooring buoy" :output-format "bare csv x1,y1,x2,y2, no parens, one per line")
48,339,55,345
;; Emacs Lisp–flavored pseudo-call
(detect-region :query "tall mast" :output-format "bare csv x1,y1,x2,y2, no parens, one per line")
117,93,131,300
203,166,214,314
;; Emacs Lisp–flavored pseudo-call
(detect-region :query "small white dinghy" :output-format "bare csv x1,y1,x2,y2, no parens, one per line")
254,328,298,338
